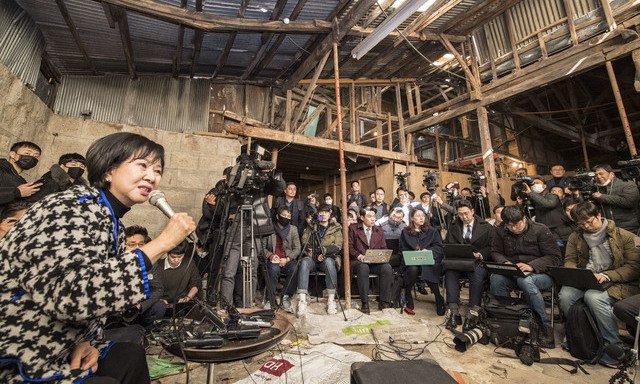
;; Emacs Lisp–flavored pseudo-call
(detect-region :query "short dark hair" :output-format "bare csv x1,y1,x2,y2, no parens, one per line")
396,186,407,194
456,199,474,211
492,205,504,214
408,191,415,199
169,240,188,255
285,181,297,188
347,208,358,217
593,163,612,173
86,132,164,189
570,202,600,223
549,186,563,194
323,193,332,199
376,187,385,193
318,204,332,213
461,187,472,194
0,202,31,222
500,206,525,225
563,197,582,210
551,164,565,169
58,153,86,165
359,207,376,217
125,225,148,239
351,180,359,187
276,206,291,215
419,191,431,199
10,141,41,154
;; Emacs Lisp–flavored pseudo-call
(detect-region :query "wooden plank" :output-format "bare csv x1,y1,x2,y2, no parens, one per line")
363,0,394,27
392,0,464,48
538,32,548,59
506,10,521,70
284,0,378,89
113,7,136,79
172,0,188,78
477,106,499,213
241,0,288,79
562,0,579,45
434,128,443,173
376,120,383,149
285,90,293,133
101,2,116,28
405,83,415,117
395,83,406,153
439,34,480,93
350,83,357,144
414,85,422,114
323,110,348,138
325,106,332,136
296,104,326,134
55,0,97,75
291,50,331,127
606,61,637,156
190,30,204,78
211,109,269,127
219,124,414,163
600,0,617,30
299,78,419,85
387,113,392,150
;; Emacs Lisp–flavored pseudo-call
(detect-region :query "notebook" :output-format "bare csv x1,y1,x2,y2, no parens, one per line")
402,250,435,266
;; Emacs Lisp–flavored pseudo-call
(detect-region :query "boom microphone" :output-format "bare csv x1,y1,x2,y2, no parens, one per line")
148,190,198,243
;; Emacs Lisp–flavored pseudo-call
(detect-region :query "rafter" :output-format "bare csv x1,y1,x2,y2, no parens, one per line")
172,0,188,78
212,0,249,78
189,0,204,78
112,6,136,79
242,0,289,80
56,0,97,75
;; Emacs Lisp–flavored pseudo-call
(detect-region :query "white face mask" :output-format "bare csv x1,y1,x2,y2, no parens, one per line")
531,184,544,193
325,199,333,206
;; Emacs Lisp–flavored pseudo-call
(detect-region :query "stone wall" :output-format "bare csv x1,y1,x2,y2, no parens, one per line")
0,63,240,236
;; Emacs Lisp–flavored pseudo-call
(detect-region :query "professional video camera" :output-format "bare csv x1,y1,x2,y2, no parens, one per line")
510,171,535,200
395,172,410,191
453,306,491,352
468,171,487,196
226,145,277,195
567,170,596,199
617,157,640,180
443,182,461,205
422,170,439,193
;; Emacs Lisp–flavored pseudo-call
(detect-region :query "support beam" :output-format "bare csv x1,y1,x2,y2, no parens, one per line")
56,0,97,75
296,104,326,134
212,0,249,79
219,125,414,162
395,83,407,153
113,7,136,79
391,0,464,48
285,90,293,133
606,61,637,156
350,83,357,143
285,0,378,89
439,34,480,96
477,106,499,212
600,0,617,31
299,78,418,85
241,0,288,80
562,0,579,45
291,51,332,128
172,0,188,78
189,0,204,78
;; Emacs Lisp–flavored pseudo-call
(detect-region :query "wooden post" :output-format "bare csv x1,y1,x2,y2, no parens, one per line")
376,120,383,149
414,85,422,114
606,61,637,156
333,41,351,307
387,112,392,150
434,128,443,173
405,83,415,117
444,140,450,171
477,106,499,212
562,0,579,45
395,83,407,153
350,83,357,143
506,11,521,71
600,0,616,31
285,90,292,132
268,148,279,206
579,127,590,169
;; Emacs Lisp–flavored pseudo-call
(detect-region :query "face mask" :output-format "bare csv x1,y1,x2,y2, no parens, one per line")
531,184,544,193
66,166,85,180
598,178,611,187
389,219,401,227
16,155,38,170
325,199,333,206
278,216,290,226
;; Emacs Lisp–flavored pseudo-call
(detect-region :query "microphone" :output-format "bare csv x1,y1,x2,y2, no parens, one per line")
148,190,198,243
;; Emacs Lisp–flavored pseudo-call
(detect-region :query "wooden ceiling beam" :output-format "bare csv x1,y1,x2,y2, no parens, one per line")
391,0,460,48
189,0,204,78
172,0,188,78
284,0,378,89
242,0,289,80
112,6,136,79
55,0,97,75
363,0,394,27
212,0,249,79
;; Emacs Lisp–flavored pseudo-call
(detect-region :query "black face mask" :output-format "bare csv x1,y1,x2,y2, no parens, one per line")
16,155,38,171
277,216,291,227
67,166,85,180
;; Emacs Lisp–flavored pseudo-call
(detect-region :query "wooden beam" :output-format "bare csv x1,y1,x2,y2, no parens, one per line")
172,0,188,78
284,89,293,132
220,124,414,162
212,0,249,79
387,112,392,150
562,0,579,45
241,0,288,80
113,7,136,79
505,11,521,71
211,109,269,128
363,0,394,27
600,0,617,31
285,0,378,89
94,0,333,33
102,2,116,28
477,106,499,212
606,60,637,156
296,104,326,134
189,0,204,78
291,50,331,127
434,127,443,173
405,83,415,117
414,85,422,114
392,0,464,48
395,83,407,153
299,78,419,85
55,0,97,75
350,83,357,143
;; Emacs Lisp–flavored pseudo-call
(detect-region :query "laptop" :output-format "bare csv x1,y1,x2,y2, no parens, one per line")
363,249,393,263
443,244,476,260
402,250,435,266
548,267,610,291
483,261,529,277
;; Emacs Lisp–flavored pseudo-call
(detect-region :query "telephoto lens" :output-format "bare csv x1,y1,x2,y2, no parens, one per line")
453,325,489,352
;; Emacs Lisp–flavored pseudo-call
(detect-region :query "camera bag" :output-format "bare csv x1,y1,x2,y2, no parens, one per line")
564,299,604,364
483,294,537,346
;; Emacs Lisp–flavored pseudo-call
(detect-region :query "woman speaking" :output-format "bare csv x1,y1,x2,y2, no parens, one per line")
0,132,195,383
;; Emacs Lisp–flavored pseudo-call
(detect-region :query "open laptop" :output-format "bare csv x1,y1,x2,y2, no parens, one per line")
548,267,611,291
443,244,476,260
402,250,435,266
483,261,529,277
363,249,393,263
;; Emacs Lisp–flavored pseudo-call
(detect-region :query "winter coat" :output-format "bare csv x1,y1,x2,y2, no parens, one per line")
594,177,640,233
301,222,343,270
399,226,444,283
491,219,562,273
262,224,301,260
0,159,26,207
271,197,306,236
445,215,495,260
564,220,640,300
0,185,151,383
348,222,386,271
528,191,564,231
23,164,87,203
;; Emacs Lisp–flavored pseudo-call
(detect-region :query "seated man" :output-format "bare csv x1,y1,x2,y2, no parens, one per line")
444,200,493,330
297,204,343,316
262,206,301,311
157,241,202,308
559,202,640,367
490,206,562,348
124,225,166,327
380,207,406,262
349,207,393,314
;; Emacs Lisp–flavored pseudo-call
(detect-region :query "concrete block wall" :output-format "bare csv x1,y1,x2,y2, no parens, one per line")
0,63,240,236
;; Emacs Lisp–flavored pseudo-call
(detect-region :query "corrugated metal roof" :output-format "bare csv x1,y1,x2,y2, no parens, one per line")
0,0,45,87
54,75,210,133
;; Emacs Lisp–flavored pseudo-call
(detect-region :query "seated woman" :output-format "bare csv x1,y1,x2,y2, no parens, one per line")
0,132,195,384
399,207,445,315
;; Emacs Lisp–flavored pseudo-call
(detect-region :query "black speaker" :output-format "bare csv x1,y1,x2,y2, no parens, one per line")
350,360,458,384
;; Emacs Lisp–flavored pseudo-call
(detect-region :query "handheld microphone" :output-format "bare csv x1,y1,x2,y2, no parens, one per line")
148,190,198,243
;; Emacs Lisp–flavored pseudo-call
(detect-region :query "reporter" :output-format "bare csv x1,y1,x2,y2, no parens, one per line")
0,132,195,383
592,164,640,234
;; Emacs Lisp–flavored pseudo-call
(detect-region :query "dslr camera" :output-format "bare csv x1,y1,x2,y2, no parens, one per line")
422,170,439,193
395,172,410,191
510,171,535,200
567,170,596,199
453,306,491,352
468,171,487,196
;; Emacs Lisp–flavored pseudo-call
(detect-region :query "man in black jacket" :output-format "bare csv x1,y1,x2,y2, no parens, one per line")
592,164,640,234
490,206,562,348
522,181,565,233
25,153,87,203
0,141,42,208
444,200,494,330
272,181,306,237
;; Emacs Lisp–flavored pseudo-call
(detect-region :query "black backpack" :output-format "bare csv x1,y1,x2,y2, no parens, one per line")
564,299,604,363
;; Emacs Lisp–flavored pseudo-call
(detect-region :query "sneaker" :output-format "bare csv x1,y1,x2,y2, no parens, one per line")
263,301,271,310
327,300,337,315
297,298,307,317
281,295,292,312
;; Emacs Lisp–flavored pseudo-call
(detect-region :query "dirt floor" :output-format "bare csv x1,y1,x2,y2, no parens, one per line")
153,291,636,383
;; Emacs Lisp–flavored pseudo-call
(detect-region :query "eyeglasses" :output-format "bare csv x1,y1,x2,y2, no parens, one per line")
578,217,598,228
126,241,146,248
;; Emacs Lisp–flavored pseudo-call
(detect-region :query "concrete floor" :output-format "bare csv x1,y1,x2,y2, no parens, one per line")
154,291,634,383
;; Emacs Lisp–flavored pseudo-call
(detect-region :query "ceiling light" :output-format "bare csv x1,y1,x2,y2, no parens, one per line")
442,53,455,60
259,7,268,12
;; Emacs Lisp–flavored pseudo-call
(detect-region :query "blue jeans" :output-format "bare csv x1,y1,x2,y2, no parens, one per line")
297,256,338,295
490,273,553,327
267,260,298,299
445,265,488,308
559,286,621,364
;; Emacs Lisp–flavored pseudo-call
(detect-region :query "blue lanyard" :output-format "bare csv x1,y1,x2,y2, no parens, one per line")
97,188,119,257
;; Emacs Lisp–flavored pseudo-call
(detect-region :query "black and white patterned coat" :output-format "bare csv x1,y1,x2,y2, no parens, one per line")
0,185,151,383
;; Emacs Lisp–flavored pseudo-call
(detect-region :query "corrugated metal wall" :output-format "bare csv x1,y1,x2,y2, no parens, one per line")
0,0,45,87
54,75,211,133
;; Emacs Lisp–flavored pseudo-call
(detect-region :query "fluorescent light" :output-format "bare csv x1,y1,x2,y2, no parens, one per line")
351,0,436,60
442,53,455,60
392,0,434,11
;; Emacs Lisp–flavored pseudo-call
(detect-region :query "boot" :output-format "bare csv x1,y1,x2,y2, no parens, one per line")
404,287,414,310
539,326,555,349
427,282,445,316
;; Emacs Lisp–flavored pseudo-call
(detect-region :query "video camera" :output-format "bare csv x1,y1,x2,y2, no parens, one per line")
226,145,277,195
567,170,596,199
395,172,410,191
617,157,640,180
468,171,486,195
510,171,535,200
422,170,439,193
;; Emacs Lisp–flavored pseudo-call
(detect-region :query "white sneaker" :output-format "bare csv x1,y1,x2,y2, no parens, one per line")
282,295,292,311
297,299,307,317
263,301,271,310
327,299,337,315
